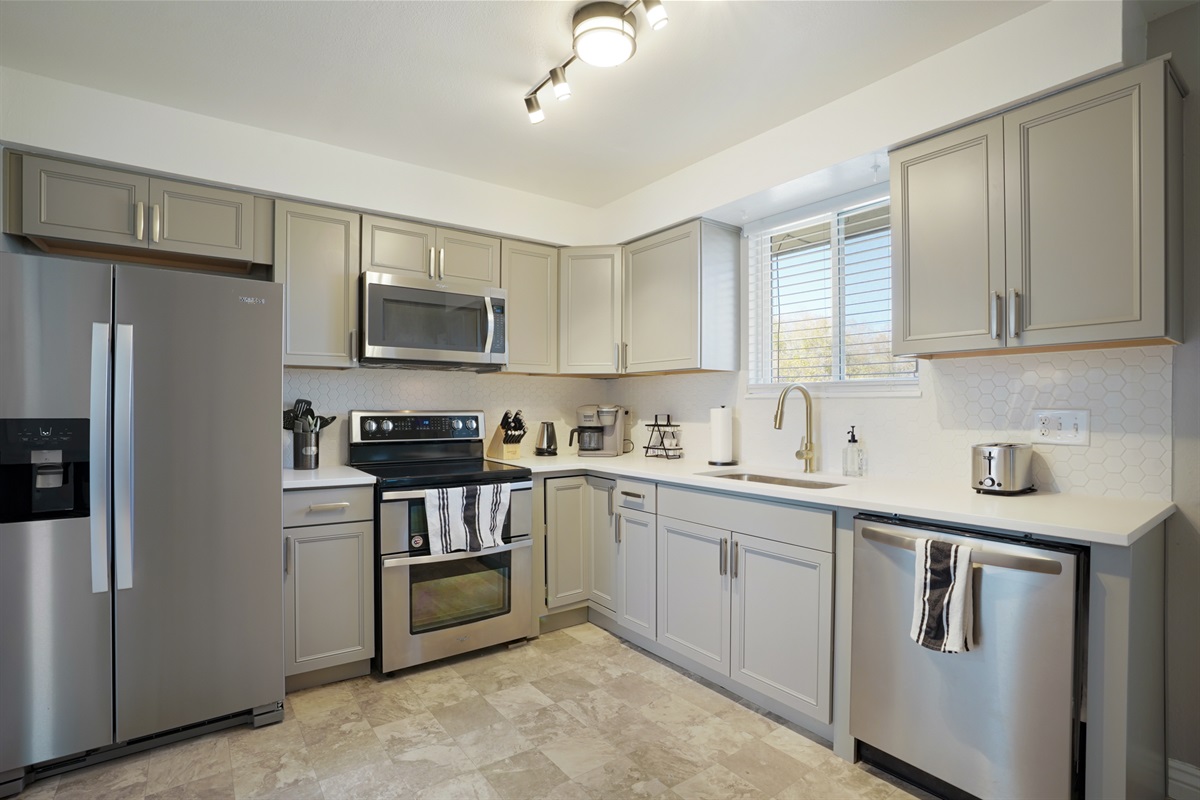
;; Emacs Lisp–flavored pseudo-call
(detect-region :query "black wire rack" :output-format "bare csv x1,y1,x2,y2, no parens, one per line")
644,414,683,459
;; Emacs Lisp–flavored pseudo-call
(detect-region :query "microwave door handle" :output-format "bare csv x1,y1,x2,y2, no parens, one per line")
484,297,496,355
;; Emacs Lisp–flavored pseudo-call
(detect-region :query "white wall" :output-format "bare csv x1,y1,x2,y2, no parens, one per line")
0,1,1128,246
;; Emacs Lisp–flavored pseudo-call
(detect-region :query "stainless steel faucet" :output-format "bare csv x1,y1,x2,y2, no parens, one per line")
773,383,815,473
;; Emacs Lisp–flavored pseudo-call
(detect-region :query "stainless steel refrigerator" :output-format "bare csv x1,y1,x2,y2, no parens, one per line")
0,254,283,792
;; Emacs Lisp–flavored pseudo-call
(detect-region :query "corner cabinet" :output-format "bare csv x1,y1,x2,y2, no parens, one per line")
501,239,559,373
18,155,256,261
275,201,361,368
361,214,499,288
892,58,1183,357
624,220,739,373
282,486,374,682
559,247,624,374
544,475,615,609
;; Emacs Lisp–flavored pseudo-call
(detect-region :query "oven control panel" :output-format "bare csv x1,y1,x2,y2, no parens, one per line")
350,410,483,443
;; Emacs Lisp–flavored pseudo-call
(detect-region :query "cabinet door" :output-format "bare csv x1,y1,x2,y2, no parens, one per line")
284,521,374,676
1004,62,1167,346
148,178,255,261
730,532,832,723
891,117,1006,355
616,508,656,638
559,247,623,374
587,477,617,611
656,516,730,675
21,155,149,247
545,476,589,609
625,221,701,373
436,228,500,287
275,201,361,368
362,215,436,280
501,240,558,373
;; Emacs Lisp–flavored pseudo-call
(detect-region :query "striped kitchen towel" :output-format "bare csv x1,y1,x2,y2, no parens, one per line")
910,537,974,653
425,484,512,556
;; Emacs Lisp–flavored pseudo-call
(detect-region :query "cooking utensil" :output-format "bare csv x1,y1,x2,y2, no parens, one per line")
283,409,297,431
293,399,312,417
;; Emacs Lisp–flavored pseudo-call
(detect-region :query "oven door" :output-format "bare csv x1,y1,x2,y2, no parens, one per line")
361,271,507,366
379,540,532,672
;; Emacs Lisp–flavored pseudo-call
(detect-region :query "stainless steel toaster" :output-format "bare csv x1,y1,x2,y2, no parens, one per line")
971,443,1034,495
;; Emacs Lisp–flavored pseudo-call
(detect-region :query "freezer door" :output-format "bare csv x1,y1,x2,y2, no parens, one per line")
850,518,1080,799
113,265,283,741
0,255,114,771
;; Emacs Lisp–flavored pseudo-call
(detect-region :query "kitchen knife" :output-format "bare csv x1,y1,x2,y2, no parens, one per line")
499,410,512,432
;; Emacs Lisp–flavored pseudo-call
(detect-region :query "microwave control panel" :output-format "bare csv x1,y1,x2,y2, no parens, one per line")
491,305,506,354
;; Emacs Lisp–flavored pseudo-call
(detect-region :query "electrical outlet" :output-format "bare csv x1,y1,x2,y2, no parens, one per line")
1033,409,1090,446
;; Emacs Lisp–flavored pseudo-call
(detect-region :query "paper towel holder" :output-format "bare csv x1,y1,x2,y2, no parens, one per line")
708,404,738,466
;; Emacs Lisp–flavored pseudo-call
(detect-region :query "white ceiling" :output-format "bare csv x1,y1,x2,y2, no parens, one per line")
0,0,1046,208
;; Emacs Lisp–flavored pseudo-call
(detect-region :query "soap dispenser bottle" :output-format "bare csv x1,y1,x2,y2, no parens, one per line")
843,426,866,477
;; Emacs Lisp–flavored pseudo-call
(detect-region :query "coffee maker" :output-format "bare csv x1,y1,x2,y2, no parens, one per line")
570,405,624,457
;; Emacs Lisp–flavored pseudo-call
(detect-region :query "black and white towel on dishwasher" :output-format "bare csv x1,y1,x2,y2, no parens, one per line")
424,484,512,556
910,537,974,653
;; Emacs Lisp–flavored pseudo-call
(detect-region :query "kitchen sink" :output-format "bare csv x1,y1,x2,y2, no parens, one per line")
710,473,844,489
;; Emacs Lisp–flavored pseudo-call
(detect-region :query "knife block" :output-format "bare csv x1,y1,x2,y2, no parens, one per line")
485,425,522,460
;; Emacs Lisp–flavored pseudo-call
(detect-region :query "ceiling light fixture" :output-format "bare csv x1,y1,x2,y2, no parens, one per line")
522,0,668,123
524,94,545,124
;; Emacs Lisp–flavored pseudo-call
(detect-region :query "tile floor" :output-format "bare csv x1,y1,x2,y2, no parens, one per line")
18,624,930,800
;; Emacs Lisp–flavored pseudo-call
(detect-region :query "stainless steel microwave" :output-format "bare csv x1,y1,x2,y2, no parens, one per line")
360,271,507,370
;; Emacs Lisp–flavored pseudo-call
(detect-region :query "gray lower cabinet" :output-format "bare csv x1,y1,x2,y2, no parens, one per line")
18,154,255,261
656,486,834,723
545,475,615,610
501,239,559,374
276,201,361,368
282,487,374,678
616,506,657,638
892,58,1183,356
361,214,499,287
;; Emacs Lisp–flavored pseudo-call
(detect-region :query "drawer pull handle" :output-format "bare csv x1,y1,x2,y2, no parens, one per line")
308,502,351,512
621,491,643,500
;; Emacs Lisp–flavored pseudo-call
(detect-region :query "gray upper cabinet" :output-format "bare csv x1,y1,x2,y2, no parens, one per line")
501,239,558,373
624,220,739,373
891,118,1005,356
892,59,1182,357
276,200,362,368
361,214,499,287
559,247,624,374
19,155,255,261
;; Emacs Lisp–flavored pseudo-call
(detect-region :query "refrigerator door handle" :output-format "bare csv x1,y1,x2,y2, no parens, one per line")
114,323,135,590
90,322,111,594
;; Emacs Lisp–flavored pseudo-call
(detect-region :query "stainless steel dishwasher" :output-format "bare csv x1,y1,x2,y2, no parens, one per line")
850,514,1088,800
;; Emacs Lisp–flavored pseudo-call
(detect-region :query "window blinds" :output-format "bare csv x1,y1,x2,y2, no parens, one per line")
748,198,916,386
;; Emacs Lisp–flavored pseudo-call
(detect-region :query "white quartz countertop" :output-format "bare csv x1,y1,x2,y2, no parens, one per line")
283,465,376,490
491,454,1174,547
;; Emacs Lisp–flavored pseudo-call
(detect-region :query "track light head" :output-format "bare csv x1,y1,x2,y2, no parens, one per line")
643,0,668,30
551,66,571,101
524,94,544,124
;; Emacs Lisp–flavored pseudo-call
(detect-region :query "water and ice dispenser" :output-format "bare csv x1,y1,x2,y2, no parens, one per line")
0,419,90,522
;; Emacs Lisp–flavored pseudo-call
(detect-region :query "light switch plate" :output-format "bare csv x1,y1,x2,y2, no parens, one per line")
1034,409,1090,446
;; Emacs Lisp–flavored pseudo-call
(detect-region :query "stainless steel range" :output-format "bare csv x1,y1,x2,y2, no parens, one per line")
347,411,533,673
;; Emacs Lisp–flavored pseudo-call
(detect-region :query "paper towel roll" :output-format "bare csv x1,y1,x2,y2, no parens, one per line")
710,406,734,464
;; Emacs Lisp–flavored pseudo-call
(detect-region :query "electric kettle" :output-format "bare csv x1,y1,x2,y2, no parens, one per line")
535,422,558,456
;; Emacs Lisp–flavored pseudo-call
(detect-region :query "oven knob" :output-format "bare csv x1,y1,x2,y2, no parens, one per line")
364,420,377,433
466,419,477,431
452,419,463,430
381,420,394,433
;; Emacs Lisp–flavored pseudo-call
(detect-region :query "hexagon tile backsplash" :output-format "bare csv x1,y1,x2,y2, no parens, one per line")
284,345,1173,501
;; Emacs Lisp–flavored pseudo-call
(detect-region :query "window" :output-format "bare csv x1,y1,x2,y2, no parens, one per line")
747,190,916,393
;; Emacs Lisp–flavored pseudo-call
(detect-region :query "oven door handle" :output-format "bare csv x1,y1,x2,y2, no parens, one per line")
381,480,533,502
382,537,532,569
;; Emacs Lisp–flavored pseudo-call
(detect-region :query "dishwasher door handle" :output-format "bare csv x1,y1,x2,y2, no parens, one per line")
860,525,1062,575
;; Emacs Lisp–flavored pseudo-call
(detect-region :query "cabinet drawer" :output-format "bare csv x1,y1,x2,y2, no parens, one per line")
658,486,832,552
284,486,373,528
615,478,655,513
